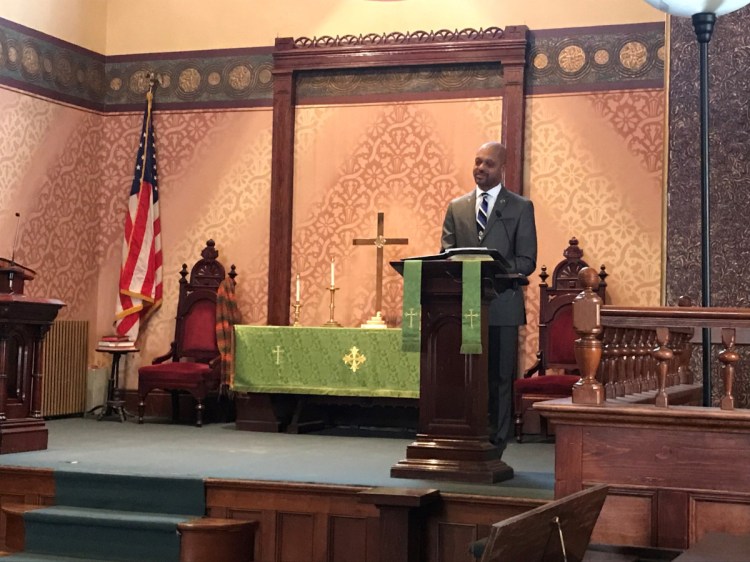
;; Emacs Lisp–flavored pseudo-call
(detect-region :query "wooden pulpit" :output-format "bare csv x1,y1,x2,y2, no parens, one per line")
0,259,65,453
390,256,525,483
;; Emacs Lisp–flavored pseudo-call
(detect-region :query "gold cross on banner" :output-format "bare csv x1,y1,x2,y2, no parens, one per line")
352,212,408,316
272,345,284,365
464,309,479,329
343,346,367,373
404,308,420,329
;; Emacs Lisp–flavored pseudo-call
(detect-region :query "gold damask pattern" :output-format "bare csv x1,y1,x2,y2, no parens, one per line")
114,112,273,367
589,90,665,173
0,92,55,222
522,93,663,369
13,109,105,321
2,103,272,378
292,104,466,328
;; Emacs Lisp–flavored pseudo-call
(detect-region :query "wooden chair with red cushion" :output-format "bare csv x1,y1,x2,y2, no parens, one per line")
138,239,237,427
513,238,607,442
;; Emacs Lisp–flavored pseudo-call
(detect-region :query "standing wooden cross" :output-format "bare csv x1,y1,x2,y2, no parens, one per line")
352,212,408,319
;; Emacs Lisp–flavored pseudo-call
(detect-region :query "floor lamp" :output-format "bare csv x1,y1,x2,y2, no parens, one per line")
643,0,750,406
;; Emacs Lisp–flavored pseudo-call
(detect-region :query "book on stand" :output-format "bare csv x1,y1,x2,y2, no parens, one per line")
97,335,136,350
99,334,129,342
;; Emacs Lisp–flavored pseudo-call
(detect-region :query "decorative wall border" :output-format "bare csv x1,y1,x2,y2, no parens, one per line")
105,47,274,111
0,17,106,110
0,18,664,112
528,22,665,94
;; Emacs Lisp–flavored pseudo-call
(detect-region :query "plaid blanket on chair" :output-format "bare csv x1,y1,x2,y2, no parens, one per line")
216,276,242,390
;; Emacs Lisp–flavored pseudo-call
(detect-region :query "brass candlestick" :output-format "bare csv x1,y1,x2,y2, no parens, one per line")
292,301,302,326
323,286,341,327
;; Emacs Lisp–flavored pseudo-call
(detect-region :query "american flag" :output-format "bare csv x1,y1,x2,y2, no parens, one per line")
115,84,162,339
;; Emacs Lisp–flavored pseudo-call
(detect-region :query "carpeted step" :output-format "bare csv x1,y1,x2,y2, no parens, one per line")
3,503,258,562
0,553,109,561
18,505,190,562
54,471,205,515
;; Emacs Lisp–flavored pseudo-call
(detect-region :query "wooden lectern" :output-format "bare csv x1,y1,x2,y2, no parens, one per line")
0,258,64,453
390,255,525,483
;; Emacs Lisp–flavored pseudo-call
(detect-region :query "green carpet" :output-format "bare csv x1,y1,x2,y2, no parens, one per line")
0,417,555,499
22,506,187,562
1,470,205,561
54,472,205,515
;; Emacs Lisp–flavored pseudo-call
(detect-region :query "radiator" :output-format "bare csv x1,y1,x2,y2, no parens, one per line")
41,320,88,417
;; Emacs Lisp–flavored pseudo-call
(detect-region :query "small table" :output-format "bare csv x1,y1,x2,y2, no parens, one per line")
96,346,138,422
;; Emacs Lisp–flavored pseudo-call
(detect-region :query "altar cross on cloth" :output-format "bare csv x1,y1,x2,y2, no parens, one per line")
352,212,408,316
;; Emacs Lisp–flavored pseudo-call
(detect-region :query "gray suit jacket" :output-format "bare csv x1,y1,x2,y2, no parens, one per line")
441,188,537,326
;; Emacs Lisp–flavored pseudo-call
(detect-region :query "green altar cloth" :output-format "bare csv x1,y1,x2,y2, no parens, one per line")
233,326,419,398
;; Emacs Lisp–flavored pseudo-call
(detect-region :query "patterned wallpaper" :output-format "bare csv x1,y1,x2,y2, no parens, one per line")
668,12,750,407
0,88,272,377
0,16,666,387
291,92,663,372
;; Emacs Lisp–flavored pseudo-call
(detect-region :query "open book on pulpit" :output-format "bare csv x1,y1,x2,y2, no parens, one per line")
402,248,511,268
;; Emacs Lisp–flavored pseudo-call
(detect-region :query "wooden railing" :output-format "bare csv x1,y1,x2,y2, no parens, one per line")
572,267,748,408
596,324,693,402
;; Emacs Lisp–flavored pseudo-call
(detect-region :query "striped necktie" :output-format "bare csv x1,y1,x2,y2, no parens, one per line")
476,192,489,239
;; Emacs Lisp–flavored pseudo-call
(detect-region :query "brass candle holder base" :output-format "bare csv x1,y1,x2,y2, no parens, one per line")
292,301,302,326
323,286,342,327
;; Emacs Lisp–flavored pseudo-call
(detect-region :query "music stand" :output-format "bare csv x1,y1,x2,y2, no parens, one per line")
478,484,609,562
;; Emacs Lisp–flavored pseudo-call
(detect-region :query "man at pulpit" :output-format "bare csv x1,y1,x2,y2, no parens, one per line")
440,141,537,452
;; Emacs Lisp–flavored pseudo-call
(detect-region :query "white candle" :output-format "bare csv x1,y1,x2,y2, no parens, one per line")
295,274,300,301
330,259,335,286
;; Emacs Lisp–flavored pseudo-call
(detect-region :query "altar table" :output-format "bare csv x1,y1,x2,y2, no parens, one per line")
233,326,419,398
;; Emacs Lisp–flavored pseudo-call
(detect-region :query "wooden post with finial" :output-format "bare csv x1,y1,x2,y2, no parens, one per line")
652,327,673,408
719,328,739,410
572,267,604,405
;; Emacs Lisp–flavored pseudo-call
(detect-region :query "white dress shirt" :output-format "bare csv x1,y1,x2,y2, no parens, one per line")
475,183,503,216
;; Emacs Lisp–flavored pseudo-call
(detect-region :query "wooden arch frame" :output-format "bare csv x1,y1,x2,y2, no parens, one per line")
267,27,530,325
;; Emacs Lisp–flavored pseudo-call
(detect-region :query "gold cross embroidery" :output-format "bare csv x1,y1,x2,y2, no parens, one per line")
464,309,479,329
343,346,366,373
404,307,419,329
272,345,284,365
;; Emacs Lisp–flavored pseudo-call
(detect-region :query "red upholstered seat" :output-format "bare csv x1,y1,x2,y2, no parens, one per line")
139,362,213,384
514,238,608,442
137,240,236,427
514,374,581,396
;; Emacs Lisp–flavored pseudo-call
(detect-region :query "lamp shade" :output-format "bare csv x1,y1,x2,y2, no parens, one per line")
643,0,750,16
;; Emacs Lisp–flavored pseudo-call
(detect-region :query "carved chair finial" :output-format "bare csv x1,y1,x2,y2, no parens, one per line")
563,237,584,261
202,240,219,261
539,265,549,286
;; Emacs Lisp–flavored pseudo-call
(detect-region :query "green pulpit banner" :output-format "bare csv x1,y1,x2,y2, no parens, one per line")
233,326,419,397
401,260,422,352
460,261,482,354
